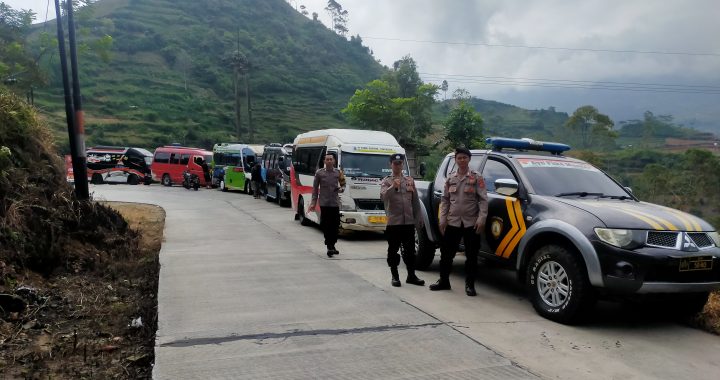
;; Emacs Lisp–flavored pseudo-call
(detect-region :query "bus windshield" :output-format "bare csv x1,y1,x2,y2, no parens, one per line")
341,152,407,178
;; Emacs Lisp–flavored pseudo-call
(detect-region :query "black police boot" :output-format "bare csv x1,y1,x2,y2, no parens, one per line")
329,245,339,256
406,270,425,286
429,278,451,291
465,280,477,297
390,267,401,287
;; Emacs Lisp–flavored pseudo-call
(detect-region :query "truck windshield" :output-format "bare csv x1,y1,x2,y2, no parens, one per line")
341,152,406,178
518,158,629,198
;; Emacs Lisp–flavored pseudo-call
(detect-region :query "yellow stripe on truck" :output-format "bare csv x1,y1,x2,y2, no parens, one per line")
503,199,527,258
496,197,518,256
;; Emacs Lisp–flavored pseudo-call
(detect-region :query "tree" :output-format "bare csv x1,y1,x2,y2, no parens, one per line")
325,0,348,36
384,55,422,98
343,56,438,147
440,80,448,100
0,3,44,97
299,5,309,16
443,101,484,149
564,105,616,149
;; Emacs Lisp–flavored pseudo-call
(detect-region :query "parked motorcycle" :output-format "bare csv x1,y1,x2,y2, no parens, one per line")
182,170,200,191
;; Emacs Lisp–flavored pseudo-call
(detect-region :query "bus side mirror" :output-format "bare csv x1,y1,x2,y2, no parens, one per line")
418,162,427,177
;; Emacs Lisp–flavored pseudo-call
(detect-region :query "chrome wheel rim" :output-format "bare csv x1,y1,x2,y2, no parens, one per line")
537,261,570,307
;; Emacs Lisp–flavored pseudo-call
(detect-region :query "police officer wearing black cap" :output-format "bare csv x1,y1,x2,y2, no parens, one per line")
429,146,488,296
380,153,425,287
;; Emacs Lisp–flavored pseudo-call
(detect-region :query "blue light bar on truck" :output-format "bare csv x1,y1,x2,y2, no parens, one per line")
486,137,571,154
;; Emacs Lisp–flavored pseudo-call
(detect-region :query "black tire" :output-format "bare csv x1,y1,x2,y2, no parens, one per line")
127,174,139,185
143,177,152,185
415,226,436,270
161,174,172,187
526,245,596,324
276,186,282,205
91,173,104,184
193,182,199,191
298,197,312,226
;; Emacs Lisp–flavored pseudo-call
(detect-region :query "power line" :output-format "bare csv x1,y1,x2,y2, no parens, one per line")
422,76,720,95
421,72,720,94
361,36,720,58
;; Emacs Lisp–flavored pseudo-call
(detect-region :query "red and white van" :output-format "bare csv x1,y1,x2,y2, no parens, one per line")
151,145,213,186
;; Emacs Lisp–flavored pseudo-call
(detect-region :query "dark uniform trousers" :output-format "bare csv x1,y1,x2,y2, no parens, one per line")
320,206,340,248
385,224,416,269
439,225,480,283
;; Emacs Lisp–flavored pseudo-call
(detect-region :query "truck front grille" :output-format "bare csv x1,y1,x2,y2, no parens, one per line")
646,231,678,248
688,233,713,248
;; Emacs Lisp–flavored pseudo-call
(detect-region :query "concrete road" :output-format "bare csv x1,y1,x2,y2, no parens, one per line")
92,185,720,380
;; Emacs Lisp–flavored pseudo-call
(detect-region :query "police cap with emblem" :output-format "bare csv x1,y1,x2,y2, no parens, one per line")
389,153,405,162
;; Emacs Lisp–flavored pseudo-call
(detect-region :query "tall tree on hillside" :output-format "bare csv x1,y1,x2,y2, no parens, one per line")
325,0,348,36
444,101,484,149
564,105,616,149
441,80,448,100
300,5,309,16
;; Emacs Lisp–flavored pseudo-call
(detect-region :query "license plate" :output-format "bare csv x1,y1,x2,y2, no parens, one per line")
368,216,387,224
679,256,713,272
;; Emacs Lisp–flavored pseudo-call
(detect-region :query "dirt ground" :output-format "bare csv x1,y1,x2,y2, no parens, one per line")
0,202,164,379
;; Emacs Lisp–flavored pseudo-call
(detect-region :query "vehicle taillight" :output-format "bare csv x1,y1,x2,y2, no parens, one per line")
233,167,244,172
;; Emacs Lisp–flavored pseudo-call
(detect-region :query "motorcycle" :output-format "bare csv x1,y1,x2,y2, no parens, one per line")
182,170,200,191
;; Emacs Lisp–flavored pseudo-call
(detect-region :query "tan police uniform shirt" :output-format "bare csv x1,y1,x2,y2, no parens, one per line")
439,170,489,229
312,168,342,207
380,174,422,226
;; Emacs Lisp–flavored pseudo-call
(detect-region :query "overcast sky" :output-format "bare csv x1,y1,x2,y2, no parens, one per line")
8,0,720,128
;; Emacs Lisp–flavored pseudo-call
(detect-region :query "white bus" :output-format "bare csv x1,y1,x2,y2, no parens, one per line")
291,129,408,232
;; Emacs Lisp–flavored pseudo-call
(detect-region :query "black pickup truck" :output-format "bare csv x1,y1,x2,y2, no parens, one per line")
414,137,720,323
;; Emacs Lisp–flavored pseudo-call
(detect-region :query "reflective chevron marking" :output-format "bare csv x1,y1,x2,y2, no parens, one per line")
495,197,518,256
503,199,527,258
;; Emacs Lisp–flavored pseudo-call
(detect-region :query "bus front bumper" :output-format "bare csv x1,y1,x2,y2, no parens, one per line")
340,211,387,232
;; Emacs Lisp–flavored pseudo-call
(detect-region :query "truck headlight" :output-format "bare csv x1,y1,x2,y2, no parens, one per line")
595,228,633,248
708,231,720,247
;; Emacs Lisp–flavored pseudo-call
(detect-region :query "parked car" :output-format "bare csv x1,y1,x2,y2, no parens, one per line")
414,137,720,324
86,146,153,185
263,143,292,206
151,145,212,187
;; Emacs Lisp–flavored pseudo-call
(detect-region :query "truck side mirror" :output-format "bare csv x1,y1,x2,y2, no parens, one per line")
495,178,519,196
418,162,427,177
624,186,633,194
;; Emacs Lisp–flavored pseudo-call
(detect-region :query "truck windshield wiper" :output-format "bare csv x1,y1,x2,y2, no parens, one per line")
600,194,632,200
555,192,605,198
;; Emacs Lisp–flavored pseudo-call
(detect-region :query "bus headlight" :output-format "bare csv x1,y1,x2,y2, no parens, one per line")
340,196,356,211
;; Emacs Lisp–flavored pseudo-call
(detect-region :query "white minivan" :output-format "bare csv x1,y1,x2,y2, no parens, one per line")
291,129,408,232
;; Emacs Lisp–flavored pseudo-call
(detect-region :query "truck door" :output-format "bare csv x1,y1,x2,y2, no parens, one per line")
480,157,527,261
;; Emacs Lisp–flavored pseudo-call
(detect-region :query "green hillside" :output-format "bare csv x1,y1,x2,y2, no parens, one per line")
31,0,384,151
433,99,569,141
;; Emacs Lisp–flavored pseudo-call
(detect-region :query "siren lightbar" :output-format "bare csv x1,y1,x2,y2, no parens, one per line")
486,137,571,154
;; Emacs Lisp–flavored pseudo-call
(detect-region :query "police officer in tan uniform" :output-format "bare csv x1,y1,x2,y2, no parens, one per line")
429,147,488,296
380,153,425,287
309,153,345,257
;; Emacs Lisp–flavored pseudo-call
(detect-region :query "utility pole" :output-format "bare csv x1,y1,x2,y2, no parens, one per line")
245,65,253,143
234,62,242,142
55,0,88,200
